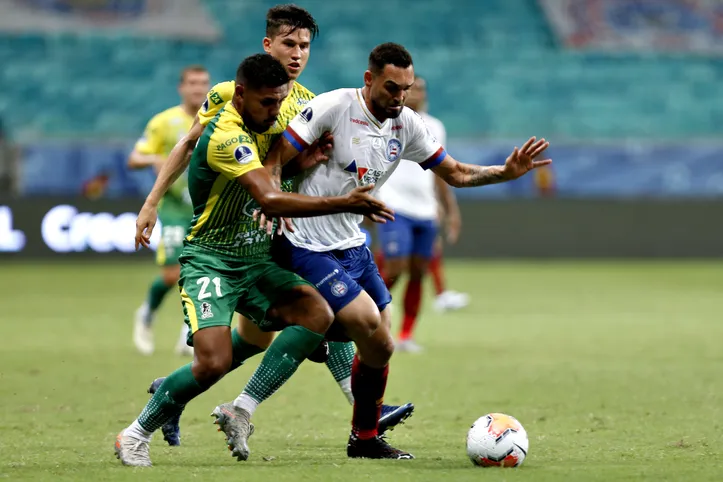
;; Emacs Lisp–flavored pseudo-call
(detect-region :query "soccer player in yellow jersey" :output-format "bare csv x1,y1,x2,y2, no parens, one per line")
128,65,210,357
138,5,413,449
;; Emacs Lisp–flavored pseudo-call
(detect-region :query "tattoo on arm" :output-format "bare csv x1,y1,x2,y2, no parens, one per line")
458,163,506,187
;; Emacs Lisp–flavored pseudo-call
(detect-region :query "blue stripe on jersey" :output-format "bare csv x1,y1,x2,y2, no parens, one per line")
420,147,447,170
283,129,305,152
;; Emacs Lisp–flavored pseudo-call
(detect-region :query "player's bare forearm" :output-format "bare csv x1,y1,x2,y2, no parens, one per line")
144,118,202,205
127,151,163,170
264,136,305,188
432,155,507,188
435,175,460,216
239,168,345,218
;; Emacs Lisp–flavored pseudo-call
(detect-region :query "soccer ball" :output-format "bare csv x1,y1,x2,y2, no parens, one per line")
466,413,528,467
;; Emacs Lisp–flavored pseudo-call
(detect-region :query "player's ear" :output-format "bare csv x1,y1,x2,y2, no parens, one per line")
262,37,272,54
363,70,373,87
235,83,245,98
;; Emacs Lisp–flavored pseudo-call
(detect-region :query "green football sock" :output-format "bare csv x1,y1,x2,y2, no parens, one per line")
229,328,265,371
235,326,324,413
137,363,207,433
326,341,355,404
146,276,172,324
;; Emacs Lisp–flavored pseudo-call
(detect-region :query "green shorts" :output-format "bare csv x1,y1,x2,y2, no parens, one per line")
156,211,191,266
178,246,312,344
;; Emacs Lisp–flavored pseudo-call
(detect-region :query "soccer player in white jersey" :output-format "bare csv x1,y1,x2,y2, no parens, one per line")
376,74,465,352
224,42,551,460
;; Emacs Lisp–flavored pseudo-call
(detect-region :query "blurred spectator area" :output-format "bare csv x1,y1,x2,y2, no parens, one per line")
0,0,722,198
0,0,721,140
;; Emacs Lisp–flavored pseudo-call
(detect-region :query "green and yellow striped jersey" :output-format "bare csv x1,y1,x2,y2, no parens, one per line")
185,102,275,259
197,80,314,191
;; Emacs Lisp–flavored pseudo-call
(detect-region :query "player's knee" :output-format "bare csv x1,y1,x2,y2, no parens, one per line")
409,259,429,280
338,295,382,340
161,266,180,286
237,316,274,350
193,351,232,384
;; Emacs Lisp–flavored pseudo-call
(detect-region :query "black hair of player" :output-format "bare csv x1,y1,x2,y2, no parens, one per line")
368,43,413,75
266,4,319,40
236,54,290,90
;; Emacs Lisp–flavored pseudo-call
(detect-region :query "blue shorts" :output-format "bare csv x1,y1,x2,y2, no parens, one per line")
274,235,391,314
377,213,438,259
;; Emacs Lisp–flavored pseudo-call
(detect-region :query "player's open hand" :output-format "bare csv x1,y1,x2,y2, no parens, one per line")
135,201,158,250
344,185,395,223
252,210,294,236
296,131,333,172
502,137,551,181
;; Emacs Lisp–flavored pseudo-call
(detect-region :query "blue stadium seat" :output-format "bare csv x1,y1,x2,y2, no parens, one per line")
0,0,721,140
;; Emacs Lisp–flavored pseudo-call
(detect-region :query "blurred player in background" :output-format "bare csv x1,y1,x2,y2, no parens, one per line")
127,65,210,356
136,5,414,449
376,75,464,352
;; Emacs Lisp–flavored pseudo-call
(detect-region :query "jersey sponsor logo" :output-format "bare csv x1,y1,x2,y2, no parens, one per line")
391,124,403,131
386,138,402,162
350,118,369,126
209,91,224,105
200,301,214,319
234,145,254,164
300,107,313,123
217,134,253,151
344,160,385,186
331,280,348,297
315,268,340,288
296,98,310,106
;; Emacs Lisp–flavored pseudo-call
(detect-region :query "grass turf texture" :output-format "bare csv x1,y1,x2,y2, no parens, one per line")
1,260,721,481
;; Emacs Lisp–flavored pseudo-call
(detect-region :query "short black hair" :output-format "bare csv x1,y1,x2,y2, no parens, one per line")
368,42,413,75
236,54,290,90
266,4,319,40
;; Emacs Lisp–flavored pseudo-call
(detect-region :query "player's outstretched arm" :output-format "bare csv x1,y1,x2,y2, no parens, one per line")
127,150,164,171
237,168,394,221
432,137,551,188
134,116,203,250
435,176,462,244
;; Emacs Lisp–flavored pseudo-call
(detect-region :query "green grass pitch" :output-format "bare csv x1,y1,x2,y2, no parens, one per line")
1,260,721,481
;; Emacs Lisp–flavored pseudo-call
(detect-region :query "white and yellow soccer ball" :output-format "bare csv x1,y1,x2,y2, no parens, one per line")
466,413,529,467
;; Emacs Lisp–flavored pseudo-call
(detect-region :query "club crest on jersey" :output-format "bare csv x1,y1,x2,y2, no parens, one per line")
234,145,254,164
300,107,313,124
331,280,348,297
386,138,402,162
201,302,213,319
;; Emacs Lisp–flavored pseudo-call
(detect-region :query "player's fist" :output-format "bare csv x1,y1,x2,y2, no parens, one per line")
502,137,551,180
135,201,158,250
343,185,395,223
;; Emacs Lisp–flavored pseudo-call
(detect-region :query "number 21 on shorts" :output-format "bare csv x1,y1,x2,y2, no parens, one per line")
197,276,222,300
